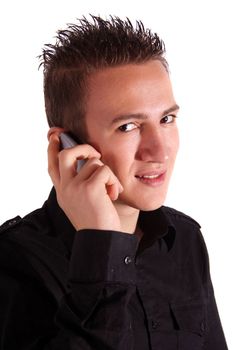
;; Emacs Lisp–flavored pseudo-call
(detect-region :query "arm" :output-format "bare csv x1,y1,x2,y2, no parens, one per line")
0,129,137,349
0,230,138,350
55,229,138,349
204,281,228,349
195,229,228,349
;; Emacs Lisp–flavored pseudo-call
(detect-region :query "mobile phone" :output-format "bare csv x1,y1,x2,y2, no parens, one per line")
59,132,86,171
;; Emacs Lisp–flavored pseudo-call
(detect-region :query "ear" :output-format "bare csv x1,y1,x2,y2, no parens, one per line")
47,127,65,141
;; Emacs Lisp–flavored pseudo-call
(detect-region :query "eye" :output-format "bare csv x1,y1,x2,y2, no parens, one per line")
161,114,177,124
118,122,138,132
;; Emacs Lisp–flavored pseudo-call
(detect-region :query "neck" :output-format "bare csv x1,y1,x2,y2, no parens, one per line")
114,202,140,234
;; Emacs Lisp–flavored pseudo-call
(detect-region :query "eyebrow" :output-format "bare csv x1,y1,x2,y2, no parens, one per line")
110,104,180,125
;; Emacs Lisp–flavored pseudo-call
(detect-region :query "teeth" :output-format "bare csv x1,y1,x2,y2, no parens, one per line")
140,174,160,179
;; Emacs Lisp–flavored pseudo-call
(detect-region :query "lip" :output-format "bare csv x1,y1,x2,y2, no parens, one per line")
135,171,166,186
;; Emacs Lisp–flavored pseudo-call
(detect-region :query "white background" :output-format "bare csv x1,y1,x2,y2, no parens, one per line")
0,0,232,347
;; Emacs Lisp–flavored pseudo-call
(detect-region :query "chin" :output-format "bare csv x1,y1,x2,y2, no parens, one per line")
118,191,167,212
136,200,165,212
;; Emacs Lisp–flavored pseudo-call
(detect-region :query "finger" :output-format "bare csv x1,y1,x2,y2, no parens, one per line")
106,184,119,201
88,165,123,200
47,133,61,188
47,127,65,141
58,144,101,186
76,157,104,181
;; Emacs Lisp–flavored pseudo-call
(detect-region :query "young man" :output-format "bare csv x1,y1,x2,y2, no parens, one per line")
0,16,228,349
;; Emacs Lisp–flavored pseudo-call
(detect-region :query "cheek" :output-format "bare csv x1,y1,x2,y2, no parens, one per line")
97,134,137,162
168,129,179,159
174,133,180,157
100,147,133,179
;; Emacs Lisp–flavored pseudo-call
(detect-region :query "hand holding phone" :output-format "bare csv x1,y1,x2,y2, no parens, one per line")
48,128,123,232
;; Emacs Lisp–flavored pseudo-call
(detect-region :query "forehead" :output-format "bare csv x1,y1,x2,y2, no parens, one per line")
85,60,175,120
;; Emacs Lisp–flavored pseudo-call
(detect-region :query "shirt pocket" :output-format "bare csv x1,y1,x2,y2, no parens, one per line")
81,284,133,332
170,300,206,349
150,300,206,350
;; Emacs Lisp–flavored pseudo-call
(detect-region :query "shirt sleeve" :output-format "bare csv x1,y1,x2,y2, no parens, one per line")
194,229,228,350
55,229,139,349
203,281,228,349
0,230,139,350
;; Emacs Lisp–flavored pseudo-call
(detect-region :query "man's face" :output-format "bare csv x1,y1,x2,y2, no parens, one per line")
84,60,179,212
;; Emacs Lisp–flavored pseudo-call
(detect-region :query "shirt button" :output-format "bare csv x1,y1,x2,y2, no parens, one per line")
124,256,132,265
8,219,17,226
151,320,159,329
200,321,205,332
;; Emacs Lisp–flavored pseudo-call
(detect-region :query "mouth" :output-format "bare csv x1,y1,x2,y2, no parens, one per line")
135,171,166,186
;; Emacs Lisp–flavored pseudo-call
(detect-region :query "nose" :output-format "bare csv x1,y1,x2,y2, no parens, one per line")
136,127,168,164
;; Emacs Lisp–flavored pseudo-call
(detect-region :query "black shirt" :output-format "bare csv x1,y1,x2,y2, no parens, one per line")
0,188,228,349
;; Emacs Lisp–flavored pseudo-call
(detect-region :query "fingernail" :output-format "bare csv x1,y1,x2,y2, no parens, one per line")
119,184,124,192
48,134,55,142
50,133,59,142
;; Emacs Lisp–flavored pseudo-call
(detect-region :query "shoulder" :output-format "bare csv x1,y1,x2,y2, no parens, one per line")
0,208,68,301
0,215,22,235
0,214,42,283
162,206,201,229
0,208,45,244
0,206,53,260
161,205,207,257
161,208,212,294
162,206,209,266
0,209,45,260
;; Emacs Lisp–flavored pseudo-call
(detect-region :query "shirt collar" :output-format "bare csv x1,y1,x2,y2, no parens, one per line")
44,187,176,254
138,207,176,253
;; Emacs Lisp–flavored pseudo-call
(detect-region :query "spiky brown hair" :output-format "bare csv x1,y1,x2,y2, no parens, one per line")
40,15,167,139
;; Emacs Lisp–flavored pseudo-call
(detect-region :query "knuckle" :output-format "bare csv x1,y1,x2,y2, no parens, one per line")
88,157,103,166
102,164,114,177
58,149,68,161
85,181,94,193
101,164,110,172
85,144,100,155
